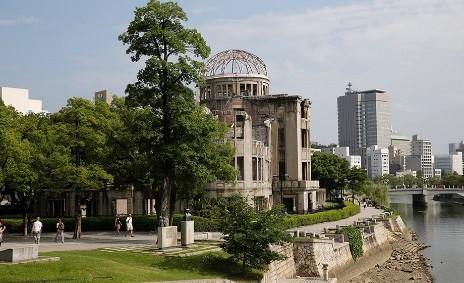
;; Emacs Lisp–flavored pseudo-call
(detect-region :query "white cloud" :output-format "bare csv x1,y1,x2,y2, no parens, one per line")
198,0,464,152
0,16,39,26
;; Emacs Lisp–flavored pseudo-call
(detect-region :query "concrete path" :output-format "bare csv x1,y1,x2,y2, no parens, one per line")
0,207,381,253
287,206,383,234
0,231,222,252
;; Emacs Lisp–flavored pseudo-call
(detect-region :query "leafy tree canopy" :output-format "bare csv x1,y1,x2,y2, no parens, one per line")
119,0,234,224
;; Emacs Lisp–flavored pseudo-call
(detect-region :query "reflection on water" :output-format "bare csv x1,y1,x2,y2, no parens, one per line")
391,195,464,283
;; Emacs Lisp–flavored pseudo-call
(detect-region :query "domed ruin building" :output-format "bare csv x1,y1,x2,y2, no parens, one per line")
200,50,325,213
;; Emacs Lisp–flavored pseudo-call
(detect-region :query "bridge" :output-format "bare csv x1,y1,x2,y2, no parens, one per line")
389,187,464,206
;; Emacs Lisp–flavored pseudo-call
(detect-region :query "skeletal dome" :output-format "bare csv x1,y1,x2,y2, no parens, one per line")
205,49,267,77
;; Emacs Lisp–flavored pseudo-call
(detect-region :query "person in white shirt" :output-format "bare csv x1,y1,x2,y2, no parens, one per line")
125,214,134,237
0,219,6,247
32,217,43,244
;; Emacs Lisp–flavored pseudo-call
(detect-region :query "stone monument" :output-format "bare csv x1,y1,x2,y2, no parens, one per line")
0,245,38,263
157,216,178,249
181,208,194,246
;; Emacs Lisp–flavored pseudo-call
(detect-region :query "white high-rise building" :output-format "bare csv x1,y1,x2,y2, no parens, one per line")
321,146,362,168
0,86,43,114
337,84,390,157
434,152,463,175
406,134,433,178
449,141,464,171
366,145,389,178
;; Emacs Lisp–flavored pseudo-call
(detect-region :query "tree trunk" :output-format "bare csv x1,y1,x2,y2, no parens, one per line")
22,211,28,236
73,193,82,239
154,189,162,217
160,175,171,226
242,254,247,273
169,184,177,226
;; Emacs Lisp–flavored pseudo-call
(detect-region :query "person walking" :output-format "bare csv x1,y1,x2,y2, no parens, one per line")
0,220,6,247
31,217,43,244
55,219,65,244
125,214,134,237
114,215,122,236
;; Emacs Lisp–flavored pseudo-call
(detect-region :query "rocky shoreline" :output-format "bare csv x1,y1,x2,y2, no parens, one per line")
348,231,433,283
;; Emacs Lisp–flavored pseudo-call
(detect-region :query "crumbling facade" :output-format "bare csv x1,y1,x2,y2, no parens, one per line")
201,50,325,213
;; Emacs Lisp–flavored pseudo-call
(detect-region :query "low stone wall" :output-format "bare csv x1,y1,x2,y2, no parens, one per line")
260,243,296,283
293,238,353,278
362,223,389,254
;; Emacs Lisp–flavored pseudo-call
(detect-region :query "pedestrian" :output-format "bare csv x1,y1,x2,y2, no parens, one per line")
55,219,65,244
31,217,43,244
0,219,6,247
125,214,134,237
114,215,122,236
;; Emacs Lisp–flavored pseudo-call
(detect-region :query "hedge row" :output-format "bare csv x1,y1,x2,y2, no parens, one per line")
283,201,360,229
3,202,359,233
2,215,217,233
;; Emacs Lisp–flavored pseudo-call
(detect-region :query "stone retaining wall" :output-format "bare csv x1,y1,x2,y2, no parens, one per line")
293,216,400,280
262,215,405,282
293,238,353,278
260,243,296,283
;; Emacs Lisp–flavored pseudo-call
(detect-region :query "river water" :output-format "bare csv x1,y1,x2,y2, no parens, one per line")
390,195,464,283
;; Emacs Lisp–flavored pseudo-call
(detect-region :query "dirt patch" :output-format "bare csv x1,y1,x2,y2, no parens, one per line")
347,232,432,283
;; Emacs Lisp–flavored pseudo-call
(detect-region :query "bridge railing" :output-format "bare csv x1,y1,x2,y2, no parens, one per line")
389,186,464,191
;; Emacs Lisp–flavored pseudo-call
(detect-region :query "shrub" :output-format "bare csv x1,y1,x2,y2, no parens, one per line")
212,195,290,271
283,201,360,229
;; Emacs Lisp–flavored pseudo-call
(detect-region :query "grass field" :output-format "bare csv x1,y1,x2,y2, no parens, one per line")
0,250,262,283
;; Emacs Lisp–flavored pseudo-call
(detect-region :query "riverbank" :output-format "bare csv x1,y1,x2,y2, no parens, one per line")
348,231,433,283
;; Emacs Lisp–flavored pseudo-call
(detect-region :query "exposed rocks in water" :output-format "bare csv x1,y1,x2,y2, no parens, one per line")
348,232,433,283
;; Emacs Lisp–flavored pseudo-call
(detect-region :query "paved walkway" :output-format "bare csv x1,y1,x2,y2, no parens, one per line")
287,206,383,234
0,231,222,252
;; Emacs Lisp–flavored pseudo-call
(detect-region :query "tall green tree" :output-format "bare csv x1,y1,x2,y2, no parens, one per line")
16,113,64,235
119,0,234,224
311,152,350,198
51,98,114,238
346,166,368,201
0,103,50,235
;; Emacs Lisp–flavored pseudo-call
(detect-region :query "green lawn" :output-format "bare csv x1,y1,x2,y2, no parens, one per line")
0,250,262,283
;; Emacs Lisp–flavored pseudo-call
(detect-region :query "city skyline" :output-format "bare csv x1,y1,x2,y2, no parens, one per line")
1,0,463,153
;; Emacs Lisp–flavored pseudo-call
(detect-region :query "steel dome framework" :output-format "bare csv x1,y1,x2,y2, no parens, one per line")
205,49,267,77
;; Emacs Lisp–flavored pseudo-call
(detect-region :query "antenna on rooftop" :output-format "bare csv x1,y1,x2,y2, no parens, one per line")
346,82,352,92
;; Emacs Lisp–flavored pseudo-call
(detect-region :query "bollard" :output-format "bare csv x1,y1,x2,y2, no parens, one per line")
322,263,329,280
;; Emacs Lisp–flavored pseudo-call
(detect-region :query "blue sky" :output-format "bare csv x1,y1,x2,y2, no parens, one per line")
1,0,463,153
